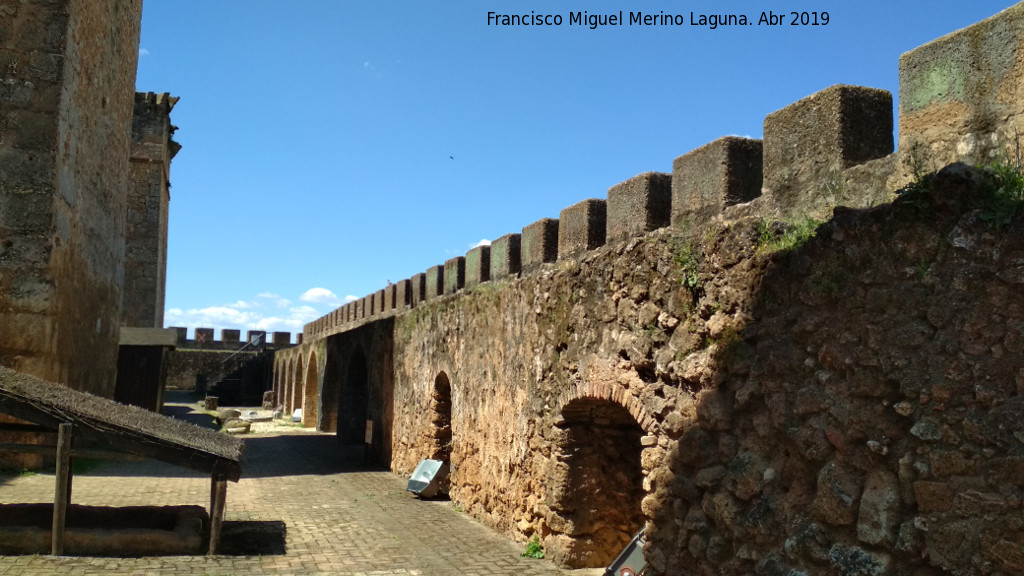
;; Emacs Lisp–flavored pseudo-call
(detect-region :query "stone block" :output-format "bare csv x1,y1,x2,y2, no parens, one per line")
247,331,266,345
522,218,558,269
857,471,900,546
170,327,187,344
444,257,466,295
425,266,444,301
489,233,521,280
558,199,606,257
914,481,955,513
899,3,1024,172
376,289,386,314
384,284,397,311
763,84,892,216
410,273,427,305
465,246,490,288
272,332,291,346
394,279,412,309
672,138,762,227
607,172,671,242
194,328,214,345
364,294,374,317
354,299,364,320
221,329,240,345
296,334,303,344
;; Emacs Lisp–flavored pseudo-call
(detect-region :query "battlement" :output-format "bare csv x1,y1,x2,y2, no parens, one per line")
168,327,297,350
302,3,1024,343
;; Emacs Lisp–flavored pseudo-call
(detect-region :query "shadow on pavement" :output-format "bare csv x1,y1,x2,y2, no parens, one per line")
161,403,219,430
240,435,387,478
75,433,385,479
220,520,287,556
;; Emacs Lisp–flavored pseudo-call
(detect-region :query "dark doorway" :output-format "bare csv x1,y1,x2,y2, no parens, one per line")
548,397,645,568
338,348,368,445
431,372,453,463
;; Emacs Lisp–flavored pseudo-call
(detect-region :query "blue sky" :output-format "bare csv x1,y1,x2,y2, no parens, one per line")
135,1,1019,338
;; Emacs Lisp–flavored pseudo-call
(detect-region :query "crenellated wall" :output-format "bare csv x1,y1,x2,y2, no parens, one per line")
274,4,1024,575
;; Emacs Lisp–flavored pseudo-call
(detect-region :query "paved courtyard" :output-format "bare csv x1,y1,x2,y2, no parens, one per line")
0,399,598,576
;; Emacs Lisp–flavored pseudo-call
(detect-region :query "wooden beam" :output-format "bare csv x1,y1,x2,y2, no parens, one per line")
208,474,227,555
51,423,72,556
0,423,53,434
0,394,241,481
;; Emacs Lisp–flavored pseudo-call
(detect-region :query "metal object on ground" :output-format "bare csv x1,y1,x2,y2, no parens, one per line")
603,529,647,576
406,459,449,498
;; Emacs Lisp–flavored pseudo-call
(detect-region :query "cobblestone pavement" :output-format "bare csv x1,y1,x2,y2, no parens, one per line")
0,400,600,576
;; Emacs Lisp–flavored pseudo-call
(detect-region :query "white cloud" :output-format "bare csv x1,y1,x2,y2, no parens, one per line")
344,294,359,303
257,292,292,308
300,287,343,306
165,293,332,337
471,238,491,248
139,48,150,56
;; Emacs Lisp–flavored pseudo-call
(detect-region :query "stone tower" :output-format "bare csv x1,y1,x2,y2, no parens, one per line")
0,0,144,396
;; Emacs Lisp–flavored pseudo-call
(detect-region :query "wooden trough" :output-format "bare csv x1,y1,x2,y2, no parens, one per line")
0,366,244,555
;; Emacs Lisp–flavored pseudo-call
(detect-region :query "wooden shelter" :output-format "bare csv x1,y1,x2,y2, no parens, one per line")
0,366,243,555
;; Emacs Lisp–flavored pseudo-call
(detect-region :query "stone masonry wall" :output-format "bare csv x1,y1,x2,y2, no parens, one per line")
0,0,142,395
382,165,1024,575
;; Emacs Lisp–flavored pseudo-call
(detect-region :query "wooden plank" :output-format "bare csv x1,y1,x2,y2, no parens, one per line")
0,442,146,461
51,423,72,556
208,474,227,555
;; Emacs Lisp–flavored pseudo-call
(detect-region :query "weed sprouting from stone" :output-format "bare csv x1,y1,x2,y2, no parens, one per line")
756,217,822,254
672,237,701,289
979,150,1024,231
521,534,545,559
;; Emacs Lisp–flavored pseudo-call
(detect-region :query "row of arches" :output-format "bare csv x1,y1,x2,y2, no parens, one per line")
272,350,319,428
270,348,645,569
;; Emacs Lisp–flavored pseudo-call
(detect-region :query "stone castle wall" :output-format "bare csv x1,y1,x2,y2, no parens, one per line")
274,4,1024,575
0,0,142,395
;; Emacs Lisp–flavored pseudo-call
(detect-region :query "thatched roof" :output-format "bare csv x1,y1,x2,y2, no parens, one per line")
0,366,243,481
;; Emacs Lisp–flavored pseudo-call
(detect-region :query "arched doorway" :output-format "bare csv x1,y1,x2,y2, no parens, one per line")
302,352,319,428
284,359,294,412
273,360,282,408
338,347,368,444
548,397,645,568
292,356,303,414
430,372,453,463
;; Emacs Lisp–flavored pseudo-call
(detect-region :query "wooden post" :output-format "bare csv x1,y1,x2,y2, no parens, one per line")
51,422,73,556
208,473,227,555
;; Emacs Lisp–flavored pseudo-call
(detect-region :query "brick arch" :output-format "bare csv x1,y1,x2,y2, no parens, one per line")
338,345,369,445
556,381,658,435
430,371,453,463
546,380,651,569
273,358,283,408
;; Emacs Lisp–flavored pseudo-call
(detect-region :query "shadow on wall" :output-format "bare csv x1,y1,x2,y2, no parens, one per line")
644,165,1024,575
